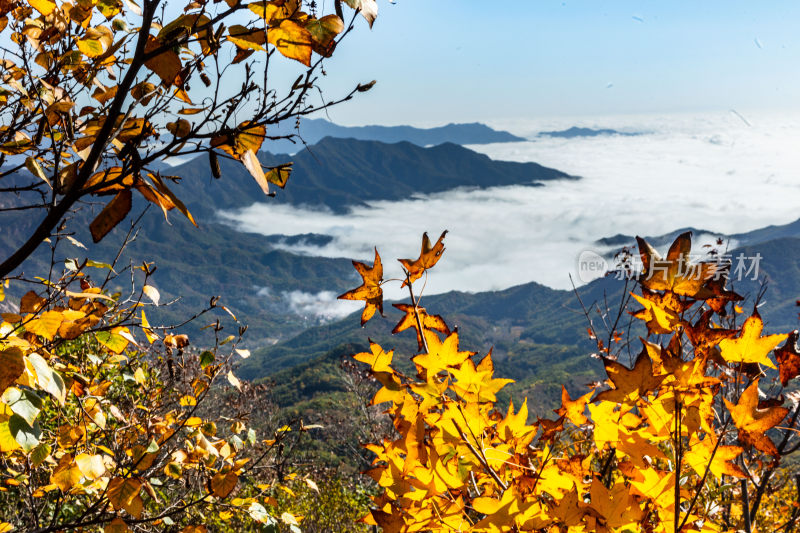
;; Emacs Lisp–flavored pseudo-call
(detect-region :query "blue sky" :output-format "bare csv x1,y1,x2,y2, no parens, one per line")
312,0,800,126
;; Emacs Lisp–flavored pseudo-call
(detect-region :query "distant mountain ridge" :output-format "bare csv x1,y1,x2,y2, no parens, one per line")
263,118,525,153
593,217,800,251
539,126,644,138
169,137,577,214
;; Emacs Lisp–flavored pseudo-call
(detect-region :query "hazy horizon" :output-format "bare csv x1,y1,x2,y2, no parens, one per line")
308,1,800,127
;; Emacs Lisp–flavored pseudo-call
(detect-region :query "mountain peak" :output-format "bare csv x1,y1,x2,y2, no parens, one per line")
168,137,576,214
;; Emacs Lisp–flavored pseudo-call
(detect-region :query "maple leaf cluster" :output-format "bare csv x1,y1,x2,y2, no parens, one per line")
342,231,800,532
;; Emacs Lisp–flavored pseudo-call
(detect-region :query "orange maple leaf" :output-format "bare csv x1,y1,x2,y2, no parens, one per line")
630,291,683,334
595,348,665,404
338,247,383,325
556,386,592,426
684,309,738,356
775,330,800,387
702,275,744,313
636,232,716,298
398,230,447,286
724,379,789,457
391,303,450,351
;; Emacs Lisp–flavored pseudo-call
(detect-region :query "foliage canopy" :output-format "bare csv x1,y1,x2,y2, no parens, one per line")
342,231,800,532
0,0,378,277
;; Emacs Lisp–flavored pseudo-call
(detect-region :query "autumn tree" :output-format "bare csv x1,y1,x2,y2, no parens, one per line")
0,246,356,532
0,0,378,276
343,231,800,532
0,0,384,530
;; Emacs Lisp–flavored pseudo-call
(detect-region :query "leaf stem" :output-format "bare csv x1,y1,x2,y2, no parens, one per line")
405,271,429,354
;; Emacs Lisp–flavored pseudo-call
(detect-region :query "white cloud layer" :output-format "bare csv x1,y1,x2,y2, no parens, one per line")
220,111,800,298
256,286,361,321
281,290,361,321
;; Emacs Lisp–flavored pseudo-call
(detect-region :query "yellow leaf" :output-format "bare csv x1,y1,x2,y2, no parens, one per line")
631,291,681,334
594,348,665,404
29,0,56,15
449,352,513,403
718,312,786,369
83,397,107,429
141,310,157,344
556,386,592,426
636,232,717,298
412,330,474,376
227,25,266,51
134,368,146,385
50,454,82,491
267,20,313,66
77,38,105,58
27,353,66,405
147,173,196,227
179,395,197,406
0,417,21,452
25,156,50,186
398,231,447,287
353,342,394,373
265,163,292,188
391,303,450,351
684,433,745,479
25,310,64,340
96,329,129,354
184,416,202,427
75,453,106,480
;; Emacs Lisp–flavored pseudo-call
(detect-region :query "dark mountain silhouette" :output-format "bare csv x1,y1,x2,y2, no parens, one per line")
168,137,577,215
539,126,644,138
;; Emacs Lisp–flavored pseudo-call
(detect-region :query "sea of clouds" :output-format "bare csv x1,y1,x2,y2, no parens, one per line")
220,110,800,307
